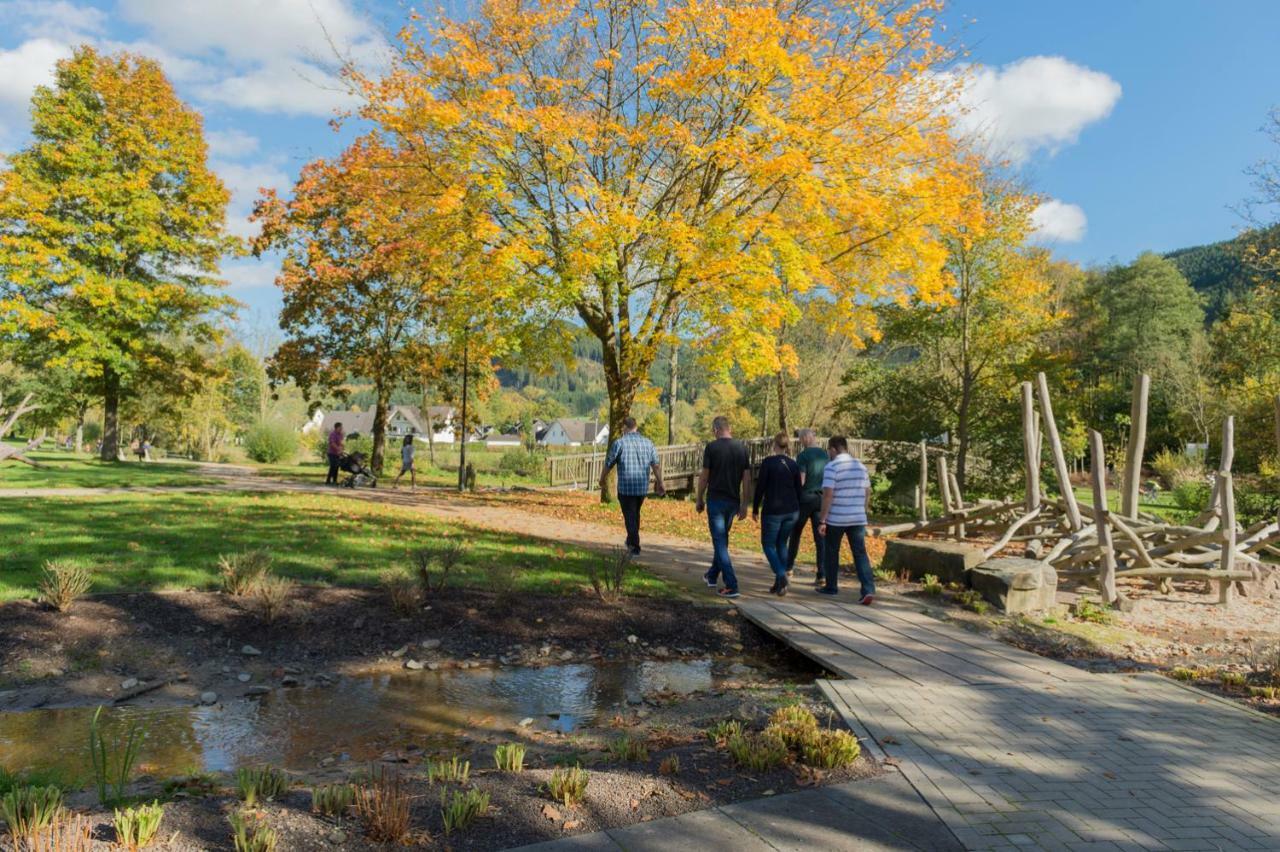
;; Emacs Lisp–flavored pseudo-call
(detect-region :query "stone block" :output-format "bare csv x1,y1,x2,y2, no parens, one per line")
971,557,1057,613
879,539,985,584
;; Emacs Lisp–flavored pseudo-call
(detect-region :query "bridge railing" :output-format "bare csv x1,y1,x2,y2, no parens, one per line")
546,436,953,489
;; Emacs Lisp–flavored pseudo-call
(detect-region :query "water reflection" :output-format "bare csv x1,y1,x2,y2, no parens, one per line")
0,659,727,778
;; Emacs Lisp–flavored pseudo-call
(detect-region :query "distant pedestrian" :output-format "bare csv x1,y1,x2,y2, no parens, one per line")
752,432,801,596
326,422,345,486
602,417,665,555
788,428,829,586
696,416,750,599
817,436,874,603
393,433,417,491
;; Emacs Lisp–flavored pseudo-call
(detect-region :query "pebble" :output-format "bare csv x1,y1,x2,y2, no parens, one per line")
281,676,300,687
626,634,639,645
404,660,424,670
653,646,670,658
200,691,218,705
539,644,552,657
241,645,262,656
237,673,251,683
328,831,346,845
519,717,535,727
559,651,574,661
391,644,409,659
221,666,231,674
120,677,139,690
245,686,271,697
420,638,442,650
728,663,753,676
426,662,441,671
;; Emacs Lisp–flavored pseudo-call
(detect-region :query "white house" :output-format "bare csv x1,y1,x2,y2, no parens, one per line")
537,418,609,447
309,405,456,444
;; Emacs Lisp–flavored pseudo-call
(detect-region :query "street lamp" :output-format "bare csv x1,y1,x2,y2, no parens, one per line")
457,324,470,493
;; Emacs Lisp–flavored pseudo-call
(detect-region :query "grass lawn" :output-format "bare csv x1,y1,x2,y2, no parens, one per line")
0,490,679,601
255,457,542,490
1069,485,1195,523
0,449,215,489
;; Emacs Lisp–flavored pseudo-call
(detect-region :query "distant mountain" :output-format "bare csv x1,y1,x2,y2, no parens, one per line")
1165,225,1279,321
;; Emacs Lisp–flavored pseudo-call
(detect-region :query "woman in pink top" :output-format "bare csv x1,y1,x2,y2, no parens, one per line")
326,423,344,485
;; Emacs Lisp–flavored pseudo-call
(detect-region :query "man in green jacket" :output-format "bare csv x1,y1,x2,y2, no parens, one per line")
787,428,827,584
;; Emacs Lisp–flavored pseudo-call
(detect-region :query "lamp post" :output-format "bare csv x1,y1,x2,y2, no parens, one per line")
457,325,469,493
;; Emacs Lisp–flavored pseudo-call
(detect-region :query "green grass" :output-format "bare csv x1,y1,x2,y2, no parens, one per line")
0,490,679,601
0,449,214,490
1069,485,1193,523
254,457,542,490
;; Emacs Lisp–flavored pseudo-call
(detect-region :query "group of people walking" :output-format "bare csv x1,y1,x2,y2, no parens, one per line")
603,416,874,604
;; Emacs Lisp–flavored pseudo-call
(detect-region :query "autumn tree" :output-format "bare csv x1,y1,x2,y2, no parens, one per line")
0,47,237,460
254,134,536,473
359,0,971,500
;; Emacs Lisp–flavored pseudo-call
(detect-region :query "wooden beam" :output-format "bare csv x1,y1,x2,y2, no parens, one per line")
1021,382,1040,512
918,440,928,522
936,455,954,538
1089,430,1119,603
1036,372,1083,530
1121,373,1149,519
1219,472,1236,606
1201,417,1235,531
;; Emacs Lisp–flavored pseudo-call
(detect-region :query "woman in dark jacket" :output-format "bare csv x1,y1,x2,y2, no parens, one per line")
752,432,802,595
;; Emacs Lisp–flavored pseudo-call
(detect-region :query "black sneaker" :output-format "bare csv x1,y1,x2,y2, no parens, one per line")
768,578,780,594
777,576,789,597
703,571,717,588
628,546,641,556
717,588,740,599
815,587,838,596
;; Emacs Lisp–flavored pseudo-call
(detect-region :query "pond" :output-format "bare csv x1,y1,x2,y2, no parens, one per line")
0,658,760,779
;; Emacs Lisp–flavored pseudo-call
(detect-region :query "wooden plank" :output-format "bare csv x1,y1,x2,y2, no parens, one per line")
1037,372,1083,530
1089,430,1119,603
1122,373,1150,519
736,601,904,682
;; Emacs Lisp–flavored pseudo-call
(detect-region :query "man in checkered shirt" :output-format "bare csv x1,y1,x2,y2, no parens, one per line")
602,416,665,555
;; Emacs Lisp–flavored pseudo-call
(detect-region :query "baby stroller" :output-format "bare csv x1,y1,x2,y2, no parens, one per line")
338,452,378,489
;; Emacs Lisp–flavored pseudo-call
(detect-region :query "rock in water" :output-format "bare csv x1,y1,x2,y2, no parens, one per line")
404,659,424,671
241,645,262,656
237,673,251,683
120,677,139,690
200,691,218,705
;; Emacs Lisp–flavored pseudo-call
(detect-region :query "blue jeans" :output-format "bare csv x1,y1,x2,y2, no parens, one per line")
706,499,740,591
761,511,799,580
787,495,824,574
823,524,875,597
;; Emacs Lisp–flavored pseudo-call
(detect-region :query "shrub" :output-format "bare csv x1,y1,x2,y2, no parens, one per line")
727,732,788,772
440,787,490,834
89,706,143,806
1249,685,1278,699
412,540,467,596
658,755,680,776
1171,480,1212,513
766,705,819,749
1170,666,1197,681
497,448,543,477
243,421,299,464
1071,599,1111,625
954,589,990,615
493,743,525,773
607,734,649,763
250,575,295,624
1150,448,1203,490
26,812,93,851
706,719,743,745
425,756,470,785
315,433,373,463
38,560,92,611
481,561,519,607
354,768,410,843
0,785,63,841
113,801,165,850
235,766,288,806
587,547,632,603
1221,671,1246,689
219,549,273,596
380,569,421,616
546,765,589,807
799,730,861,769
921,574,943,596
229,810,277,852
311,783,355,818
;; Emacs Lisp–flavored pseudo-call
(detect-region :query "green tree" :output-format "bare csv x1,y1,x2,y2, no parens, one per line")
0,46,237,460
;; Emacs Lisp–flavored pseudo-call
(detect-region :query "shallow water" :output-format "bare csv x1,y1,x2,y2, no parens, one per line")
0,659,742,778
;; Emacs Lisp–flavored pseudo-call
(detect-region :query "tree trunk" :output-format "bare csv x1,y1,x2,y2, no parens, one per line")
371,385,389,475
601,377,639,505
776,369,790,439
101,369,120,461
955,376,972,491
666,344,678,446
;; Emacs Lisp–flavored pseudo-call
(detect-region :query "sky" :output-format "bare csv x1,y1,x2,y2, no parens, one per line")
1,0,1278,323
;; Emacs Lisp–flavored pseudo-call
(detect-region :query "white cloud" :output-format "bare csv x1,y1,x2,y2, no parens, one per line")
952,56,1121,163
1031,199,1088,243
221,260,280,292
198,61,357,117
213,159,292,238
0,0,106,40
0,38,71,144
207,128,259,158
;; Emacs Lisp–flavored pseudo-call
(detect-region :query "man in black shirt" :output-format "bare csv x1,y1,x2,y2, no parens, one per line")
695,416,750,598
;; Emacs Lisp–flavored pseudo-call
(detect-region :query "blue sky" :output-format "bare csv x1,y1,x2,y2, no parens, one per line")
1,0,1278,322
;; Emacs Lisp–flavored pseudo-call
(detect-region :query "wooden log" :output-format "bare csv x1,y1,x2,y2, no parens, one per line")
1044,523,1098,563
1198,417,1235,531
1148,528,1227,558
1114,567,1256,581
918,441,928,522
1089,430,1119,603
1108,513,1155,568
948,471,966,537
936,455,954,538
1219,472,1236,606
1036,372,1083,530
1121,373,1150,519
1021,382,1040,512
883,500,1024,538
982,506,1043,559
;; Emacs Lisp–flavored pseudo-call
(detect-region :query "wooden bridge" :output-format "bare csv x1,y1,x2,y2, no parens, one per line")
545,437,944,490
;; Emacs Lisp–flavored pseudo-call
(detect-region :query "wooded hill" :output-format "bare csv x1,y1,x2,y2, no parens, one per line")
1166,224,1280,321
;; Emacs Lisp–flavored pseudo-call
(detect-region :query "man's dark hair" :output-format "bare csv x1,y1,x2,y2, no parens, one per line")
623,416,638,430
828,435,849,454
334,422,343,430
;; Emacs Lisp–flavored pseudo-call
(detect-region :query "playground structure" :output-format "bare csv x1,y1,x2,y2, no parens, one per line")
0,392,40,467
881,372,1277,609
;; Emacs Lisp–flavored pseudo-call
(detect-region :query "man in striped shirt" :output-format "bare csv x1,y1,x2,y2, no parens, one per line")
602,417,665,555
817,436,874,603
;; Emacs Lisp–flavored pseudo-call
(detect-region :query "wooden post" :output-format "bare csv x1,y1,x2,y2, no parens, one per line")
1021,382,1040,513
937,455,954,538
1089,430,1119,604
1121,373,1149,519
917,441,928,522
1219,472,1236,606
1204,416,1235,531
948,471,966,538
1274,395,1280,458
1036,372,1083,530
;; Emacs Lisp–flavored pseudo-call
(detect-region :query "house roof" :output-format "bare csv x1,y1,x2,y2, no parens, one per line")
319,405,444,437
551,418,608,443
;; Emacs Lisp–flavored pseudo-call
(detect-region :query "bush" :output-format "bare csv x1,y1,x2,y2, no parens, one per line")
587,547,632,603
493,743,525,773
243,421,299,464
380,569,421,616
921,573,943,596
229,810,277,852
497,448,543,477
546,765,589,806
440,787,490,834
766,705,819,749
314,433,373,463
727,731,788,771
113,801,164,850
412,540,468,596
480,561,518,608
799,729,861,769
250,575,295,624
354,768,410,843
1150,448,1203,490
219,549,273,596
38,560,93,611
1171,479,1212,513
235,766,288,806
706,719,743,745
0,785,63,841
310,784,355,817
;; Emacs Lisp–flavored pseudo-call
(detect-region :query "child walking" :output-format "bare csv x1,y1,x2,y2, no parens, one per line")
393,434,417,491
